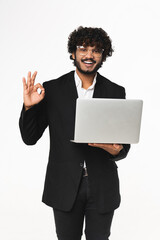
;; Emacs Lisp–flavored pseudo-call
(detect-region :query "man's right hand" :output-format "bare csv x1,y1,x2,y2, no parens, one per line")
23,71,45,111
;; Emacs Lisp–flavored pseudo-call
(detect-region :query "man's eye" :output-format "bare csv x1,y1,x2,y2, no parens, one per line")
80,48,87,52
93,50,99,53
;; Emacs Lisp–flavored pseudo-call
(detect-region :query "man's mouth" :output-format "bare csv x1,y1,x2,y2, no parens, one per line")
84,61,93,64
81,59,96,67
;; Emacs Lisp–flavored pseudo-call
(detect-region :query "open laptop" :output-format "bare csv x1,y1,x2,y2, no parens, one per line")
71,99,143,144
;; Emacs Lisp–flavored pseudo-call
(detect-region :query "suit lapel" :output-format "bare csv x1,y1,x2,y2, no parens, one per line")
67,71,78,100
64,71,78,136
93,72,108,98
66,71,78,114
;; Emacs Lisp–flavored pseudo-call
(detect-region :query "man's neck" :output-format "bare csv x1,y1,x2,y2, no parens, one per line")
76,69,96,90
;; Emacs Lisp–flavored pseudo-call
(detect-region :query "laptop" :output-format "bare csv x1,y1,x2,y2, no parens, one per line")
71,98,143,144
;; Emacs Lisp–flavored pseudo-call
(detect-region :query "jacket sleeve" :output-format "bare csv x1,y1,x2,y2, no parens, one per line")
19,96,48,145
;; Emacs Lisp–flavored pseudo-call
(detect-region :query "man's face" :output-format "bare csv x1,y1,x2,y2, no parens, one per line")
72,46,103,75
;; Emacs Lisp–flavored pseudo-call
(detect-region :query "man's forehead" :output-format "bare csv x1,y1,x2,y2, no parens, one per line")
81,45,96,48
82,43,102,49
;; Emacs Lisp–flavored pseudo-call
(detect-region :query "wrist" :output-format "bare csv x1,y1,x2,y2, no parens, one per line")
24,105,33,111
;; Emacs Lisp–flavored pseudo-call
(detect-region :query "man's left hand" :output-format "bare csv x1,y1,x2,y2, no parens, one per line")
88,143,123,156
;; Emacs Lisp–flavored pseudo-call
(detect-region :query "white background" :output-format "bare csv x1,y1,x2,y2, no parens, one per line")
0,0,160,239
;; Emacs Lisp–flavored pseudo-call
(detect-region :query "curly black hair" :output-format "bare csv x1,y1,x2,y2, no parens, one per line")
68,26,114,62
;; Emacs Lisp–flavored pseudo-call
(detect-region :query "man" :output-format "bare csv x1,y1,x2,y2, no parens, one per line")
19,26,130,240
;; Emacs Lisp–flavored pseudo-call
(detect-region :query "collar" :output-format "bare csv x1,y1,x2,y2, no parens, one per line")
74,70,97,90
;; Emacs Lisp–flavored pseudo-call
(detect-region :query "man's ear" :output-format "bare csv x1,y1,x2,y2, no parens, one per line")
72,53,75,60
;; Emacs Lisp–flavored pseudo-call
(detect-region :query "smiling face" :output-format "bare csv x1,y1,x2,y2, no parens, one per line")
72,45,103,75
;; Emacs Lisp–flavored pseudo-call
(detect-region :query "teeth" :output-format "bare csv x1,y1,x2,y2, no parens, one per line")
84,61,93,64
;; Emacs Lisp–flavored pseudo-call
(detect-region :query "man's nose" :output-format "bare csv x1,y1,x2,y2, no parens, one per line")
85,50,94,58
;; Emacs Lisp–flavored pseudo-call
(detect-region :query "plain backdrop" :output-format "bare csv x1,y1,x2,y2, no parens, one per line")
0,0,160,239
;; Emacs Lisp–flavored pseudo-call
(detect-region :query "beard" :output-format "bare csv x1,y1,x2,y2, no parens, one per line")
73,57,103,75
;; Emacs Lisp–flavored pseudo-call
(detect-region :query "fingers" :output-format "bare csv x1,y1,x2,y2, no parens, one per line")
88,143,123,152
26,71,37,87
34,83,45,97
34,83,44,91
31,71,37,85
23,71,44,97
27,71,32,87
22,77,27,91
88,143,122,148
88,143,123,155
88,143,112,148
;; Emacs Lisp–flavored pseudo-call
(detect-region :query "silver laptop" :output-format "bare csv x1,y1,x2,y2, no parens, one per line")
71,98,143,144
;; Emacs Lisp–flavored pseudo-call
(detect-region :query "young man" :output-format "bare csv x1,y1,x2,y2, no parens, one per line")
19,26,130,240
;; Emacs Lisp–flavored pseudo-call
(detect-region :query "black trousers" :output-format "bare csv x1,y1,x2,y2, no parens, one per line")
53,170,114,240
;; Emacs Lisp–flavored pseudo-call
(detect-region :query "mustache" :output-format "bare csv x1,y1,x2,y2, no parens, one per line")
81,58,96,64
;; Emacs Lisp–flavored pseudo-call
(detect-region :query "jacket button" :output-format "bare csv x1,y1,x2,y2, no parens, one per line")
80,163,83,167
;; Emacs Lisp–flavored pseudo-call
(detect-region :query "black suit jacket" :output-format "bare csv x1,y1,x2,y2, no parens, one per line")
19,71,130,213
